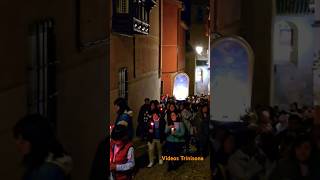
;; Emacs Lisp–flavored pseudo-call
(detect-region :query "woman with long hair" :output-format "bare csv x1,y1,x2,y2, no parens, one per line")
164,101,178,124
13,114,72,180
270,134,314,180
164,111,185,171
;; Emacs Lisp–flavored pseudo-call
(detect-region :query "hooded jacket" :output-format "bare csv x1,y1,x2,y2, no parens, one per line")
89,137,108,180
115,110,134,140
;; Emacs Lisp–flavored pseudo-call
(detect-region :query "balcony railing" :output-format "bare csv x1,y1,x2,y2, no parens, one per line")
276,0,314,15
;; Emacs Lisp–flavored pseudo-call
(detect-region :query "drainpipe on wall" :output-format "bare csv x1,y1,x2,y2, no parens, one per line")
159,0,162,79
133,36,136,78
270,0,277,106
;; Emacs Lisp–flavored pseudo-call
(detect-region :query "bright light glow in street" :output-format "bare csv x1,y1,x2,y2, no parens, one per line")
173,85,189,100
195,46,203,55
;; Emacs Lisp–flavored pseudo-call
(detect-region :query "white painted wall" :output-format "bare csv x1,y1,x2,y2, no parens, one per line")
272,15,315,109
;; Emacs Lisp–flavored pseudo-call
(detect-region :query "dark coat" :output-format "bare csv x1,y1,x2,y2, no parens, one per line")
147,117,166,143
23,154,72,180
89,137,108,180
23,163,66,180
115,112,134,140
194,112,210,140
269,158,313,180
136,105,150,138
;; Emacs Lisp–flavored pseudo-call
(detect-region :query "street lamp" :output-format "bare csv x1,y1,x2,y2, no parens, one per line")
195,46,203,55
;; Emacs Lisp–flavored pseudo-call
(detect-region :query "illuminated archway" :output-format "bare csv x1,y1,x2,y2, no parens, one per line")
173,73,190,101
210,36,254,122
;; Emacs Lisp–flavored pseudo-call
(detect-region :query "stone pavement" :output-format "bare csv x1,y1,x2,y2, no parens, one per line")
134,156,211,180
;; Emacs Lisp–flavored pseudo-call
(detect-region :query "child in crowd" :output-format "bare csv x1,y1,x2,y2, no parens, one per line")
110,125,135,180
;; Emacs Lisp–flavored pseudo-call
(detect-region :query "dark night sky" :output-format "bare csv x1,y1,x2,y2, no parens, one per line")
181,0,191,26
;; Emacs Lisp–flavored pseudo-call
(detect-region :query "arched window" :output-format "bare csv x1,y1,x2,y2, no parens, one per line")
274,21,298,65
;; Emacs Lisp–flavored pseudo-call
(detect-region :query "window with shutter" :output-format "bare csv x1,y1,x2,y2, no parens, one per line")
119,68,128,100
117,0,129,14
28,19,58,126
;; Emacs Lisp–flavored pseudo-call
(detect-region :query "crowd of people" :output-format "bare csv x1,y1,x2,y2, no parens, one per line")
210,103,320,180
109,95,211,179
109,96,320,180
13,96,320,180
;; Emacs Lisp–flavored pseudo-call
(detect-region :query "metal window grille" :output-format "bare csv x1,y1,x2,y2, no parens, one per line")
117,0,129,14
119,68,128,100
28,19,58,125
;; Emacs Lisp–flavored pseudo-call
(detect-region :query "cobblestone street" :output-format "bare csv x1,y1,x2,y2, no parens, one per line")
134,156,211,180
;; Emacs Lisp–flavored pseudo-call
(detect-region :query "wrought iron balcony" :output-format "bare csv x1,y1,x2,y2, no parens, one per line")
276,0,314,15
112,0,157,35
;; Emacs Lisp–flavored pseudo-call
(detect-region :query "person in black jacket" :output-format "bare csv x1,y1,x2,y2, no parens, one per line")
146,111,166,168
89,136,108,180
136,98,150,140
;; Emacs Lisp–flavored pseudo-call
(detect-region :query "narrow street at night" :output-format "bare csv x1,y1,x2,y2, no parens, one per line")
2,0,320,180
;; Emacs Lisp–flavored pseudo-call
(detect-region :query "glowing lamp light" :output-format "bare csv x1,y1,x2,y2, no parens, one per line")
195,46,203,55
151,122,154,126
173,85,188,100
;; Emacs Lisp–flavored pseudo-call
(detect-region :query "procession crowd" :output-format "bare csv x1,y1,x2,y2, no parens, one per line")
210,103,320,180
110,96,320,180
109,95,211,179
11,94,320,180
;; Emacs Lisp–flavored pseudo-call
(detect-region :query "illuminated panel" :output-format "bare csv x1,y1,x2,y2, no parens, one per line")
173,73,189,101
210,36,254,122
